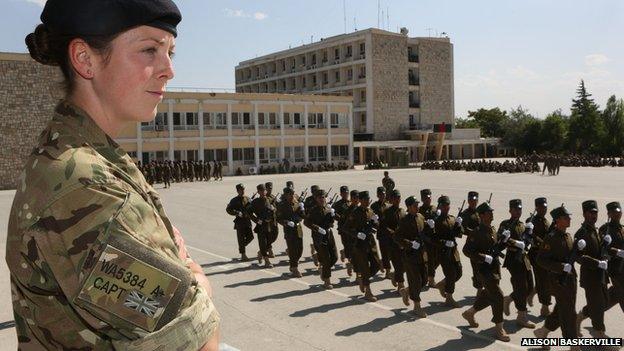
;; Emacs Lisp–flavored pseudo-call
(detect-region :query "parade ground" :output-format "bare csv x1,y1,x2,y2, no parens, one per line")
1,165,623,351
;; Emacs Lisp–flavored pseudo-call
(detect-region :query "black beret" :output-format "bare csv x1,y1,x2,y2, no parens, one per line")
359,191,370,200
256,183,265,191
236,183,245,191
340,185,349,193
283,187,294,195
468,191,479,200
438,195,450,205
405,196,419,207
535,197,548,207
265,182,273,189
476,202,494,214
41,0,182,37
420,189,432,199
286,181,294,187
390,189,401,198
509,199,522,209
350,190,359,198
606,201,621,212
551,206,572,220
384,171,389,175
582,200,598,212
377,186,386,194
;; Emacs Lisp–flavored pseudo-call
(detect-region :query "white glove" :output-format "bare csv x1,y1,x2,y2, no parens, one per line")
603,235,612,245
501,230,511,242
357,232,366,240
411,241,421,250
445,240,456,248
617,249,624,258
514,241,526,250
371,214,379,223
577,239,587,250
436,209,441,217
330,208,336,217
427,219,435,228
287,221,295,227
525,222,534,234
299,202,305,210
563,263,572,273
268,205,275,211
455,217,463,226
318,228,327,235
236,211,243,217
598,260,608,270
484,255,493,264
257,219,263,225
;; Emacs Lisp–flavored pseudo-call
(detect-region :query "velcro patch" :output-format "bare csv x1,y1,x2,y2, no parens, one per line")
76,244,181,332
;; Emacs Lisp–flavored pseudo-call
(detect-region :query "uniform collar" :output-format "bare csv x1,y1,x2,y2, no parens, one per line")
54,100,120,150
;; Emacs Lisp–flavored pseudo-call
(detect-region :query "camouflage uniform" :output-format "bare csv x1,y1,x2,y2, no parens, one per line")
6,102,219,350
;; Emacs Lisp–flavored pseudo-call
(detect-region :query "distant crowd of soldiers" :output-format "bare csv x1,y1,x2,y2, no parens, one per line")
225,171,624,347
421,159,540,173
137,160,224,188
234,161,351,176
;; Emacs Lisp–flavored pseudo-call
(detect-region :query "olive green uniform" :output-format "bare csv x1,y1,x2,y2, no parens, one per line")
249,197,276,258
381,204,406,284
372,199,392,272
433,214,464,294
226,195,254,255
499,219,534,312
460,207,481,290
600,221,624,312
420,204,440,280
526,214,552,307
304,206,338,279
394,213,428,302
277,198,305,269
347,206,381,287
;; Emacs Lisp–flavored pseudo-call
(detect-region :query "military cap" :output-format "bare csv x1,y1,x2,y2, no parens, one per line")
41,0,182,37
311,185,320,191
606,201,622,212
476,202,494,214
377,186,386,194
438,195,450,205
384,171,389,176
509,199,522,209
359,191,370,200
535,197,548,207
405,196,419,207
550,206,572,220
390,189,401,198
286,181,294,188
420,189,432,199
582,200,598,212
283,187,294,195
315,189,327,197
468,191,479,200
235,183,244,191
340,185,349,193
350,190,359,198
265,182,273,189
256,183,265,191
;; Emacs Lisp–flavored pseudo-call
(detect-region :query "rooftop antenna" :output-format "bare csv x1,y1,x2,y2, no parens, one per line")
377,0,380,28
381,9,384,30
343,0,347,34
426,27,433,37
311,35,313,43
387,7,390,31
354,17,357,31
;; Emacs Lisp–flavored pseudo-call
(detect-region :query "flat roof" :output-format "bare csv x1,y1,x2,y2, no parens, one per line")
163,91,352,103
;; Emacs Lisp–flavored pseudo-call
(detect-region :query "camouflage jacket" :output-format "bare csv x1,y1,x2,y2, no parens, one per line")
6,102,219,350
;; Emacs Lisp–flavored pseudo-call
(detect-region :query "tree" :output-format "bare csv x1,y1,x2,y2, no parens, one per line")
540,110,569,152
567,80,605,153
465,107,508,137
455,117,479,129
600,95,624,156
503,106,537,151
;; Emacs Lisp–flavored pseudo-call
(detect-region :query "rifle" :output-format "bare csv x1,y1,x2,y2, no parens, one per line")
251,191,258,199
599,220,613,284
457,200,466,217
328,192,339,205
487,193,493,204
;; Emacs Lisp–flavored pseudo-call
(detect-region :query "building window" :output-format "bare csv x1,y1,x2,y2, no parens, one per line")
323,73,328,84
155,112,168,126
331,145,349,160
215,112,227,129
269,113,278,128
335,71,340,82
293,113,302,126
173,112,181,127
347,68,353,81
359,66,366,79
258,112,266,127
312,75,317,85
346,46,352,57
331,113,348,128
311,54,316,65
334,48,340,60
361,90,366,103
231,112,240,126
233,148,255,165
283,112,291,126
308,146,327,162
359,43,365,56
243,112,251,127
294,146,304,162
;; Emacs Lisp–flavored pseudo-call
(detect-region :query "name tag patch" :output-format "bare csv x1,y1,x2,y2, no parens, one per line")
77,244,181,332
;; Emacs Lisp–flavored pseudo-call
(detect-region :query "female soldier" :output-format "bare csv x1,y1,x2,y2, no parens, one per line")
6,1,220,349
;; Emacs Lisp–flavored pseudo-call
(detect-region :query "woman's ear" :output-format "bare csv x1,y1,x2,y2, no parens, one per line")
68,38,95,79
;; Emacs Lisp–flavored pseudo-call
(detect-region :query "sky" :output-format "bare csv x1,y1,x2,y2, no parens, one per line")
1,0,623,118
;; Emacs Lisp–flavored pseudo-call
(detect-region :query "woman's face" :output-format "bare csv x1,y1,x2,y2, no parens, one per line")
94,25,175,124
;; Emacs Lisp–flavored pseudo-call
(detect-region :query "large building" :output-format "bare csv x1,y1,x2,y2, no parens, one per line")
235,28,497,163
0,52,353,189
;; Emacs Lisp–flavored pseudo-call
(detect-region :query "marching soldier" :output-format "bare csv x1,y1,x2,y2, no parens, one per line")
249,184,276,268
342,189,361,277
575,200,611,338
372,187,393,282
226,184,254,261
382,170,395,194
461,202,511,342
534,206,580,350
602,202,624,314
460,191,481,292
419,188,440,287
500,199,536,328
277,187,306,277
162,160,172,188
395,196,428,317
204,159,212,181
332,186,353,275
304,189,339,289
380,189,407,292
347,191,383,301
431,195,464,308
266,182,279,258
526,197,553,317
305,185,320,266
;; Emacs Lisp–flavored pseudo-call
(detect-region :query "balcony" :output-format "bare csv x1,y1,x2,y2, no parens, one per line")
409,101,420,108
408,54,419,63
409,76,420,86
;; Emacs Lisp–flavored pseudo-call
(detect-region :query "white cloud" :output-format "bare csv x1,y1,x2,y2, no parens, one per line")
23,0,46,7
224,8,268,21
585,54,609,67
